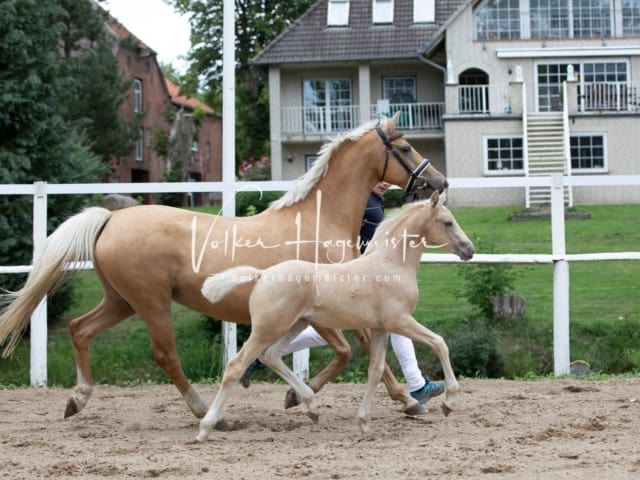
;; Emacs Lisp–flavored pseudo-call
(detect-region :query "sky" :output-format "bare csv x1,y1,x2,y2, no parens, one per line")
102,0,191,73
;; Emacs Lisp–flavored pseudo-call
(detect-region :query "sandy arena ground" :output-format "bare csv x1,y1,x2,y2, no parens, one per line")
1,378,639,479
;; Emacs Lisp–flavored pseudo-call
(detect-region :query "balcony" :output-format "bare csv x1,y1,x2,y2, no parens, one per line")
452,85,516,115
280,102,445,136
578,81,640,113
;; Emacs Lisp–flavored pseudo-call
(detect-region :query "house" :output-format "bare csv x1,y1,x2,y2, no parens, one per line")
105,14,222,205
252,0,640,207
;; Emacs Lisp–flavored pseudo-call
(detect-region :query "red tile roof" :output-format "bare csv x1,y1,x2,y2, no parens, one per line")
165,78,215,114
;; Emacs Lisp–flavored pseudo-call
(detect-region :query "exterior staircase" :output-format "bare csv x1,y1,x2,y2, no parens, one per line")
525,111,572,207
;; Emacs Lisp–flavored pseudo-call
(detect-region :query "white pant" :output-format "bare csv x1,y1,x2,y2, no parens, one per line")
280,326,426,392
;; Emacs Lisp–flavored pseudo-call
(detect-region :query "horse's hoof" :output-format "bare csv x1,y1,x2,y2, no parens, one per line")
441,402,453,417
284,389,301,409
214,419,231,431
64,398,79,419
307,412,319,424
196,430,209,443
403,402,427,416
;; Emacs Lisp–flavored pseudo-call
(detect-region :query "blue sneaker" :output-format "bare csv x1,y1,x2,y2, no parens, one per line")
240,359,265,388
410,379,445,404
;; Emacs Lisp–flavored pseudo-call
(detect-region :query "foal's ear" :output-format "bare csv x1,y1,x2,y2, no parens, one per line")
429,190,440,209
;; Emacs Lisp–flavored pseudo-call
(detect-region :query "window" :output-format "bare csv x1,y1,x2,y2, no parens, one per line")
135,128,143,161
306,155,319,171
573,0,611,37
570,134,606,170
536,63,579,111
205,141,211,160
530,0,570,38
145,128,151,147
133,78,143,113
383,77,416,127
328,0,349,26
622,0,640,35
459,69,490,113
484,136,524,174
373,0,393,24
475,0,521,39
414,0,435,23
303,79,353,133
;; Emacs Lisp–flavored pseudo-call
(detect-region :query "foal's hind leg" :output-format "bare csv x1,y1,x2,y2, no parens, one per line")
66,295,134,418
352,329,425,416
284,326,351,409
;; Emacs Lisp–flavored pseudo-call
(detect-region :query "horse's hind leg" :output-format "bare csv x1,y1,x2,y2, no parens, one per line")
66,295,134,418
353,329,425,416
135,305,208,419
284,326,351,409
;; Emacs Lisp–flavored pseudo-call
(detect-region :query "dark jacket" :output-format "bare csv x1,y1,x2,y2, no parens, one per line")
359,192,385,254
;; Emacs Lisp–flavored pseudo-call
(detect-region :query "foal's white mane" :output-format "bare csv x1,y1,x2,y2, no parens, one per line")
270,118,385,210
363,201,429,255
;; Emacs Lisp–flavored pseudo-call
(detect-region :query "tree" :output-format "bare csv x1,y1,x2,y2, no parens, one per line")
0,0,119,319
169,0,314,165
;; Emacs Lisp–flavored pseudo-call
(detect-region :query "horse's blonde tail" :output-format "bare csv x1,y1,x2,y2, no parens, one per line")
0,207,112,357
201,265,262,304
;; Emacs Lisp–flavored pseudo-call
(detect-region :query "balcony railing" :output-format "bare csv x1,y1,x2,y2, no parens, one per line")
579,81,640,113
281,102,444,135
457,85,513,115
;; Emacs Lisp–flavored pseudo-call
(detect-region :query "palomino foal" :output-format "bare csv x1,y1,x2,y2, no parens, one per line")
199,190,474,441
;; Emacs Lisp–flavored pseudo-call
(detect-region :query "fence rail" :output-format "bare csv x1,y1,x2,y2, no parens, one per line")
1,174,639,385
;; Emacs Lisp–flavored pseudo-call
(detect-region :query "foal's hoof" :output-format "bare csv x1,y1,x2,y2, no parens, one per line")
307,412,320,424
284,389,301,409
64,398,79,419
403,402,427,416
214,419,231,432
441,402,453,417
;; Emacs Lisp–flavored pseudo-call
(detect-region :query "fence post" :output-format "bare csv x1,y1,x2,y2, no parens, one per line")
30,181,48,387
551,174,570,376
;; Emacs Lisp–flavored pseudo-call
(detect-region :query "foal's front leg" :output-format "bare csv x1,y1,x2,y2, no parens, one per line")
356,329,389,434
352,329,425,416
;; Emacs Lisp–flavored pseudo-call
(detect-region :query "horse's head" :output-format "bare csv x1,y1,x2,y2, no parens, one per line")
425,190,474,261
376,112,448,196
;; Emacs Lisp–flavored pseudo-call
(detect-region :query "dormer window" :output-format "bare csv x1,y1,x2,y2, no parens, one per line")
328,0,349,26
373,0,393,24
414,0,435,23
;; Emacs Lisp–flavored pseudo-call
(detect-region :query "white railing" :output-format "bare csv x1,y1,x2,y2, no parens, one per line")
1,174,640,385
579,81,640,112
370,102,445,129
457,85,513,115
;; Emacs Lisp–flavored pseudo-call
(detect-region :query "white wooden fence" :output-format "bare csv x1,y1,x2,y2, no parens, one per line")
1,174,639,386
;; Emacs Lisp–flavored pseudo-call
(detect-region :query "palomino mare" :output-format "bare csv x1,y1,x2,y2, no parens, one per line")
198,190,474,440
0,113,448,420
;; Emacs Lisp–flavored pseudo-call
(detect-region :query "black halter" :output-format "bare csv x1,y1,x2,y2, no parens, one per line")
375,124,431,193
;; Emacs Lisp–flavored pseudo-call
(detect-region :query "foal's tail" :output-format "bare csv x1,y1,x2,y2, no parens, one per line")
0,207,112,357
201,265,263,304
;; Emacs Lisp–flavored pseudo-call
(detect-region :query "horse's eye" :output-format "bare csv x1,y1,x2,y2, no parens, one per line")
445,221,453,227
400,145,411,153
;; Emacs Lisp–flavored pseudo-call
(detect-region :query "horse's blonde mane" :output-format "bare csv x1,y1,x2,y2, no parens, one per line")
270,118,385,210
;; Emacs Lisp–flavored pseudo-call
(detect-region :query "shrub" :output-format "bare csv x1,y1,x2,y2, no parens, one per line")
235,191,285,216
444,317,504,378
456,238,518,320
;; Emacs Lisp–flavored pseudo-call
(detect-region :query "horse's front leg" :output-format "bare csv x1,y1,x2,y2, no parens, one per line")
353,329,425,416
391,314,460,415
356,329,388,434
284,326,351,409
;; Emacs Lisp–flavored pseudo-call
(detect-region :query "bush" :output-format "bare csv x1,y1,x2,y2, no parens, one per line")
456,238,518,320
235,191,285,216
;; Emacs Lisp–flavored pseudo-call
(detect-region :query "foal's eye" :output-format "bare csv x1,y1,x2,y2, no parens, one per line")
444,221,453,227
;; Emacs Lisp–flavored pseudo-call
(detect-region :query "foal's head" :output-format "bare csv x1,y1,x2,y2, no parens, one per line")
423,191,474,261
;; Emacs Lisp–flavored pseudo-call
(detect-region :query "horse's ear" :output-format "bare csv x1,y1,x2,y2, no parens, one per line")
430,190,440,209
439,189,447,205
387,111,401,129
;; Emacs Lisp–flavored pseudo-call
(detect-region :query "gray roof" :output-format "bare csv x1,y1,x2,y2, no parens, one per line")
252,0,467,65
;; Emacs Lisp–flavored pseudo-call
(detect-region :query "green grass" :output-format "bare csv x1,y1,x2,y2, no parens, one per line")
1,203,639,386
